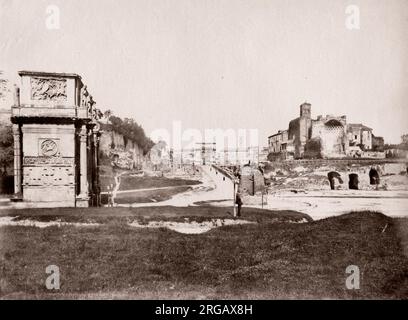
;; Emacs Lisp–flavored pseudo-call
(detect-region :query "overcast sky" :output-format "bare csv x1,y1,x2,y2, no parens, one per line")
1,0,407,145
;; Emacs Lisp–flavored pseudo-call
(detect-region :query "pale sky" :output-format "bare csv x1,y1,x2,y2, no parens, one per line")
1,0,407,145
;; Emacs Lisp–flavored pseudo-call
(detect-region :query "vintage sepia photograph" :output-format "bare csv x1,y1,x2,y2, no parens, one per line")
0,0,407,304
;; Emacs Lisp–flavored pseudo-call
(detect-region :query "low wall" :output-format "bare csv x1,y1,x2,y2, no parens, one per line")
211,165,235,181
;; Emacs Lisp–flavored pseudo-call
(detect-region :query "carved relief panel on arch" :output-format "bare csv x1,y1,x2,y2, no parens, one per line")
39,138,60,157
30,77,67,103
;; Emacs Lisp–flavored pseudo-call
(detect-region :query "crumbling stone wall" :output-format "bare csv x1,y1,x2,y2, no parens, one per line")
288,117,312,159
99,128,145,169
310,117,348,158
263,160,408,191
304,137,322,159
239,166,265,195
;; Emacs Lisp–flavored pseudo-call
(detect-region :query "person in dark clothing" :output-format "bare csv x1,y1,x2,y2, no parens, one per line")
236,193,243,217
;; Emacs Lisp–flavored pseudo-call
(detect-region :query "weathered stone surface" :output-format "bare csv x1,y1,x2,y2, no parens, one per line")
239,165,265,195
11,71,101,207
30,77,67,102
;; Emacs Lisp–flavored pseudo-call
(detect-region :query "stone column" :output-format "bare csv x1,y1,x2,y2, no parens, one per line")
93,126,100,206
79,125,88,198
12,124,22,198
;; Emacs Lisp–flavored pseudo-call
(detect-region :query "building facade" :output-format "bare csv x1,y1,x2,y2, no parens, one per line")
268,130,292,153
347,124,373,150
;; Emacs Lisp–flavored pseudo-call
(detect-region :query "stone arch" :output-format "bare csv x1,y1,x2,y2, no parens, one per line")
348,173,359,190
327,171,343,190
324,119,344,127
369,168,380,185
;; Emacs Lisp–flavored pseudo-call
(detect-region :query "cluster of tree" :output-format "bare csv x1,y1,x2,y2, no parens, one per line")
383,134,408,158
384,134,408,151
83,107,154,155
384,144,408,151
103,110,154,155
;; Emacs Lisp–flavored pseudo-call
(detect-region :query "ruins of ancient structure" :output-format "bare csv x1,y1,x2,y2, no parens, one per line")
10,71,100,207
268,102,384,160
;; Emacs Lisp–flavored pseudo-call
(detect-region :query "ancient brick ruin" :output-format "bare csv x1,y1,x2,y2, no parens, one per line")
268,103,384,160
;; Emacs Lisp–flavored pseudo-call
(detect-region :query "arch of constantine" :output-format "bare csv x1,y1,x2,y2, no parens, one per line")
11,71,100,207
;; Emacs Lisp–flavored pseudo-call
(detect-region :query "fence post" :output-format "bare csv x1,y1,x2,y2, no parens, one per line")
233,182,237,217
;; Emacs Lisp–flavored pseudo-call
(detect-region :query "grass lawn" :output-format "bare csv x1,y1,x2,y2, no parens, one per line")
0,207,407,299
98,166,202,204
114,186,194,204
118,175,201,191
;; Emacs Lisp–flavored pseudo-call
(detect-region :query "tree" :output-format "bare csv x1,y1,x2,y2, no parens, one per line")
402,134,408,145
0,125,14,175
107,115,154,155
103,109,113,123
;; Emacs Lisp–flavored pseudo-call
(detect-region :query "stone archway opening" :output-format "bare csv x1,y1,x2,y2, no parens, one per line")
348,173,359,190
327,171,343,190
369,168,380,185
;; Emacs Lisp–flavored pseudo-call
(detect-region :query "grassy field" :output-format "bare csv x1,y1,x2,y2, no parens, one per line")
98,162,201,192
98,165,202,204
118,176,201,191
114,186,194,204
0,207,407,299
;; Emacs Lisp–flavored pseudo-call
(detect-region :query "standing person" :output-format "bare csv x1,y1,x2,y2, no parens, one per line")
235,192,243,217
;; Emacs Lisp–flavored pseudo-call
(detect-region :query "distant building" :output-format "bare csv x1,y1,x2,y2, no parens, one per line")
218,147,259,166
172,143,260,166
347,124,373,150
268,130,294,160
171,142,216,166
194,142,216,165
268,102,383,159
